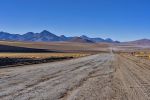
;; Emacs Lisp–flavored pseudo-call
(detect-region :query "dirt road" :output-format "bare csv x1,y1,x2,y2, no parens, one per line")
0,53,150,100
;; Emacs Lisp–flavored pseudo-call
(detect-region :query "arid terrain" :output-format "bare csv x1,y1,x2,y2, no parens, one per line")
1,0,150,99
0,41,104,67
0,41,150,100
0,50,150,100
0,41,109,53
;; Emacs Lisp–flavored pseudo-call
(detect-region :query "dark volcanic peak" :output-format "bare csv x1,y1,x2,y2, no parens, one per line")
23,32,35,37
22,30,60,42
69,37,95,43
80,35,104,42
41,30,50,33
0,31,10,34
59,35,69,41
40,30,58,36
24,32,35,35
80,35,89,39
105,38,113,42
22,32,35,41
40,30,51,34
0,31,21,41
60,35,66,37
114,40,120,43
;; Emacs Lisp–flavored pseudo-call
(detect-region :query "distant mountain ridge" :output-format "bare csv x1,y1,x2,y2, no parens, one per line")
126,39,150,45
0,30,119,43
69,37,95,43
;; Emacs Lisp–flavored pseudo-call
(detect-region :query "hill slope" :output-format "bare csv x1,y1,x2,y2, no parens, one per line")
127,39,150,45
0,41,110,53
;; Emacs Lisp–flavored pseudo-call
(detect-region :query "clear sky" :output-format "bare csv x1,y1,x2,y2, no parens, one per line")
0,0,150,41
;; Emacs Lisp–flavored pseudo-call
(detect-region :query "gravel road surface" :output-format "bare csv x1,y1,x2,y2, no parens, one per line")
0,53,150,100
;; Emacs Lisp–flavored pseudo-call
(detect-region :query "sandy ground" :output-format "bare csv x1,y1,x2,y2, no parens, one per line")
0,53,150,100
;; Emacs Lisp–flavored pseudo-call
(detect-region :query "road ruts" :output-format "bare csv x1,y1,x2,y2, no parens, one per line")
0,53,112,100
0,53,150,100
62,54,129,100
117,55,150,100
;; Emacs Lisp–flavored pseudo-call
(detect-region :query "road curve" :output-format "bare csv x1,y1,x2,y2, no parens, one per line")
0,53,150,100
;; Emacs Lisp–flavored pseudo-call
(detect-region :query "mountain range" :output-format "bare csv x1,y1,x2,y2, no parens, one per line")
0,30,119,43
126,39,150,45
1,30,150,45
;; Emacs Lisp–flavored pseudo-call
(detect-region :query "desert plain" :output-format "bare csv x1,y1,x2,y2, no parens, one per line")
0,41,150,100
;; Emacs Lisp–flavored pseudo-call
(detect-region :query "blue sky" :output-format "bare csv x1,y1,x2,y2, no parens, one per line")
0,0,150,41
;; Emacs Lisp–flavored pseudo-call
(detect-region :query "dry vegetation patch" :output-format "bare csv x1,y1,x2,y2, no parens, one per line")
0,53,90,68
0,53,89,58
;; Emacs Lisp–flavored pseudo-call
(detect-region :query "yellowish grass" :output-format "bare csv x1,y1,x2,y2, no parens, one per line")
0,53,90,59
124,51,150,59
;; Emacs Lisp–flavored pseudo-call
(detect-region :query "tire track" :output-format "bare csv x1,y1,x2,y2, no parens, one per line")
117,55,150,100
1,53,150,100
